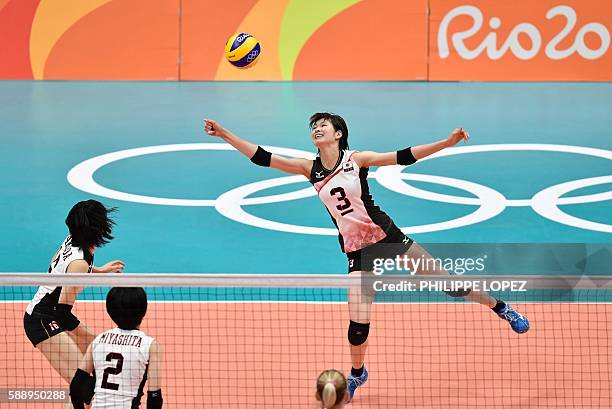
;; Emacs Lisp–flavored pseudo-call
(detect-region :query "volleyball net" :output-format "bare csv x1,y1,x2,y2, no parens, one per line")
1,273,611,408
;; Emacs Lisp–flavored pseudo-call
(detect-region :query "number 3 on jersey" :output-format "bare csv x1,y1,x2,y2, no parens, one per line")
330,187,354,216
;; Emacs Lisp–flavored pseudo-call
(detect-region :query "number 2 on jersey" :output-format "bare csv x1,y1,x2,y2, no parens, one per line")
101,352,124,391
330,187,354,216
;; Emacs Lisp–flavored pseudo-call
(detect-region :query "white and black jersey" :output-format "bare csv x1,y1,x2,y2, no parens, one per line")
25,235,93,315
310,150,403,253
310,150,413,273
91,328,155,409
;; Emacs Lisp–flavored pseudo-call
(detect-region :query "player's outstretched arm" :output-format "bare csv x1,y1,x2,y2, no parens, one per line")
353,128,470,167
203,119,312,177
92,260,124,274
411,127,469,160
70,344,95,409
146,340,163,409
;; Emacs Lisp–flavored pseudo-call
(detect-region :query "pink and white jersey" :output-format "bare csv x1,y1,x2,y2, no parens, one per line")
310,150,400,253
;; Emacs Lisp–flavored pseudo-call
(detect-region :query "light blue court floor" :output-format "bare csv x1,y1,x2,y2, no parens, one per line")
0,81,610,277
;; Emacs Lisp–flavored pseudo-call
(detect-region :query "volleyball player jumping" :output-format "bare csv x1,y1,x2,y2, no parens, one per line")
23,200,124,407
203,113,529,402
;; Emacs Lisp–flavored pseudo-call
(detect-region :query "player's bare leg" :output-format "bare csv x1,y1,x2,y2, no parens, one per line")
67,322,96,354
37,333,85,408
346,271,374,401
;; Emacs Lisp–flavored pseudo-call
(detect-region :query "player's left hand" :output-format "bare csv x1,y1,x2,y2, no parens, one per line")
446,128,470,147
96,260,125,274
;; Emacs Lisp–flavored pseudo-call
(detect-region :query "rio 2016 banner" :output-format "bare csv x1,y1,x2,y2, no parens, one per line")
430,0,611,81
0,0,609,81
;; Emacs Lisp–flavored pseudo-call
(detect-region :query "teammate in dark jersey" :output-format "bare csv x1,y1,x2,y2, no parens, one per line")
203,113,529,401
23,200,124,406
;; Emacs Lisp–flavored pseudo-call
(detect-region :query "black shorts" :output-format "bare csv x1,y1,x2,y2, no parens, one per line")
24,310,65,347
346,229,414,273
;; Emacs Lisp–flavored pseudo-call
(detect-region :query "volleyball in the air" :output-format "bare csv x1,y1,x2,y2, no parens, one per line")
224,33,261,69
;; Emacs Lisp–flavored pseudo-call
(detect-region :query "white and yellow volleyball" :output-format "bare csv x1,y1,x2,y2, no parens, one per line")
224,33,261,69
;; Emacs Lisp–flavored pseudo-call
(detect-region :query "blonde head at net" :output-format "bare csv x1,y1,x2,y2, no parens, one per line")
316,369,347,408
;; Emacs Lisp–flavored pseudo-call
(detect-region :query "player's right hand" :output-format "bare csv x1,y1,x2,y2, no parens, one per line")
204,119,227,138
96,260,125,274
445,127,470,147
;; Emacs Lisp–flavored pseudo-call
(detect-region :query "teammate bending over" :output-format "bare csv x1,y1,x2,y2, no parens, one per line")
203,113,529,402
70,287,163,409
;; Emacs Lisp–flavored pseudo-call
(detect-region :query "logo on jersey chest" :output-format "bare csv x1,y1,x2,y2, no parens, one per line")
343,162,354,173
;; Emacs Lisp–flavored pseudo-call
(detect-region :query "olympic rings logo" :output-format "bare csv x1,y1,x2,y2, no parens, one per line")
67,143,612,234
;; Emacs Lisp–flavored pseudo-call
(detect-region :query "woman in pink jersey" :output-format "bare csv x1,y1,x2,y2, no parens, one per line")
203,113,529,402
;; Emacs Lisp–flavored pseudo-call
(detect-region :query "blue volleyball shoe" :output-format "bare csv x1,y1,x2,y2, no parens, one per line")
347,366,368,402
497,304,530,333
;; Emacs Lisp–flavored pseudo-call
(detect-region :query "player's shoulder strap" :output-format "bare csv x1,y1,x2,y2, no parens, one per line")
309,155,323,183
345,149,359,160
134,330,155,349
